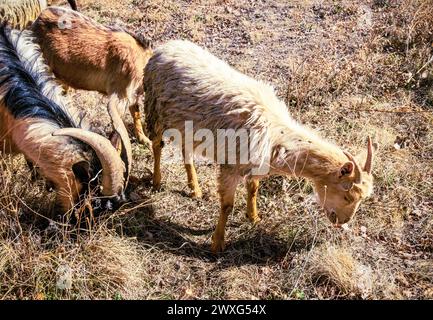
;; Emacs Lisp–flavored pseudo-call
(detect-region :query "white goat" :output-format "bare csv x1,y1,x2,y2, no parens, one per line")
143,40,376,253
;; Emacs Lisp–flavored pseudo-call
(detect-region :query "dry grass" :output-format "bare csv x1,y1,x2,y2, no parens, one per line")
1,0,433,299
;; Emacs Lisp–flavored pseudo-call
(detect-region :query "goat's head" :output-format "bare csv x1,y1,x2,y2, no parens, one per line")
53,128,127,204
313,137,377,225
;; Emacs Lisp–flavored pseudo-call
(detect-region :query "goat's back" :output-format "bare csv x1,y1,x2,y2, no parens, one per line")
32,6,151,96
144,40,288,141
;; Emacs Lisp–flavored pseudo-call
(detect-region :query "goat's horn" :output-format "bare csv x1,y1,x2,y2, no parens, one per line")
52,128,125,196
67,0,78,11
107,102,132,189
364,136,374,174
343,151,362,184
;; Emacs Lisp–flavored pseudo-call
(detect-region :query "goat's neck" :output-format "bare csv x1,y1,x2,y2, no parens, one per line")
269,131,347,180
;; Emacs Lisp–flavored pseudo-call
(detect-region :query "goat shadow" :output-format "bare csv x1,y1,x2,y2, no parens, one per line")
113,202,312,268
15,175,313,268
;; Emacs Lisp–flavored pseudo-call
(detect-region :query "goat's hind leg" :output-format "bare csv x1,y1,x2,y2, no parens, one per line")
183,148,202,198
185,163,202,198
152,135,163,191
211,166,241,253
129,102,151,146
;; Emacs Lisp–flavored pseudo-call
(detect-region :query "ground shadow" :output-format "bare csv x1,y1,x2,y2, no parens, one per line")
13,174,312,268
114,207,311,267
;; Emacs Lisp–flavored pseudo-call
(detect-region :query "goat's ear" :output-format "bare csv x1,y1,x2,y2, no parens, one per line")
339,161,354,177
72,161,90,183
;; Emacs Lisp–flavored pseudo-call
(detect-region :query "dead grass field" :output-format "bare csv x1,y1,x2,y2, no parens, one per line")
1,0,433,299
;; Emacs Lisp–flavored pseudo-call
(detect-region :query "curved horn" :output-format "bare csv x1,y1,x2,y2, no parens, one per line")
67,0,78,10
343,151,362,184
52,128,125,196
364,136,374,174
107,100,132,188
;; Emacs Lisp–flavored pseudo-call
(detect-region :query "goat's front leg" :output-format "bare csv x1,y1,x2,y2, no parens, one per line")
211,167,240,253
183,148,202,198
129,102,151,146
152,136,163,190
246,177,261,224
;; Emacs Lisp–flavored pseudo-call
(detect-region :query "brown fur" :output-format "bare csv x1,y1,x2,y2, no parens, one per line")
0,27,125,214
0,107,91,213
31,6,153,145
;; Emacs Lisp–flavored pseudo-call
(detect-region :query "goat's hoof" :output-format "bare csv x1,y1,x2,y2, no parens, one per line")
152,184,161,192
211,238,225,253
251,216,261,225
190,190,203,199
137,134,151,146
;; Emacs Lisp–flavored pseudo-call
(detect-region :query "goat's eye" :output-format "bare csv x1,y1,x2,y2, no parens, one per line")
344,195,351,203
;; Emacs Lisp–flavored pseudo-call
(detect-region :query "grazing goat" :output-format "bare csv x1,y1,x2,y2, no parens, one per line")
0,0,77,30
31,6,153,149
144,40,377,253
0,26,127,214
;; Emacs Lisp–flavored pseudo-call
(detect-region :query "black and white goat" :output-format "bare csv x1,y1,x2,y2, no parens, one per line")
0,25,127,214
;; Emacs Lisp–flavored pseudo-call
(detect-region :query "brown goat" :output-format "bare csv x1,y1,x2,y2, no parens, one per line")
31,6,153,148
